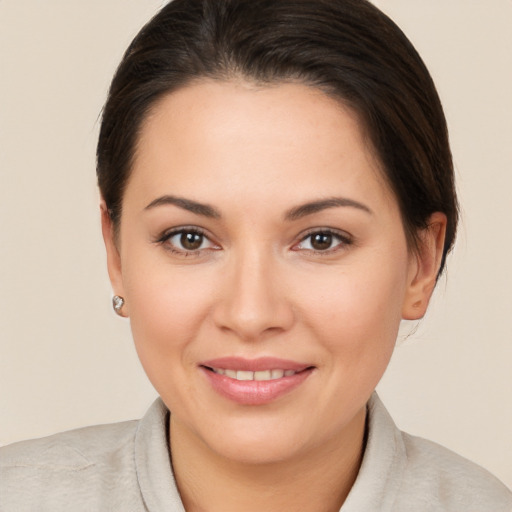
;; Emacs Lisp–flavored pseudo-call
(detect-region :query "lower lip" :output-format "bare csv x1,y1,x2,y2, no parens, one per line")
201,367,313,405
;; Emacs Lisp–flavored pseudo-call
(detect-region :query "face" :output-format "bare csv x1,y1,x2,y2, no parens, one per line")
103,80,442,465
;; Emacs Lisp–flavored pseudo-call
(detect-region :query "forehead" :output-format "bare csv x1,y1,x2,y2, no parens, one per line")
128,79,394,212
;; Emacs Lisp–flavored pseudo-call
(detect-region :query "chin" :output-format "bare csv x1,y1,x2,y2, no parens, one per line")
208,429,309,466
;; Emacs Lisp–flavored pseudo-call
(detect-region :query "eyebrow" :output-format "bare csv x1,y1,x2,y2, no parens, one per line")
144,195,221,218
284,197,373,221
144,194,372,221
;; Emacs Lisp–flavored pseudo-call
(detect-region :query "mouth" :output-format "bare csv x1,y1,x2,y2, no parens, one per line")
203,367,306,381
199,357,315,405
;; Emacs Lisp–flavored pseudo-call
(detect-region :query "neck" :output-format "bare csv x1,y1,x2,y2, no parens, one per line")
169,407,366,512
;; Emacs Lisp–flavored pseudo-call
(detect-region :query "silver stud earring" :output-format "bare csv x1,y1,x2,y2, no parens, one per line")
112,295,125,316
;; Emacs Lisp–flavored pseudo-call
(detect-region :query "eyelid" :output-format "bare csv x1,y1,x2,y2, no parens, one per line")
155,225,220,255
292,228,353,253
156,225,206,243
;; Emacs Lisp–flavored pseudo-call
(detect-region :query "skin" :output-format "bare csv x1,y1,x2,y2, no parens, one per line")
102,80,446,512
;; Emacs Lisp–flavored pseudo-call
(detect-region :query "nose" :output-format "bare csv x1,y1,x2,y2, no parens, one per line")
213,249,295,342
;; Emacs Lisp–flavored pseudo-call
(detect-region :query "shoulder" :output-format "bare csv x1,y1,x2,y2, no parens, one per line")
353,394,512,512
397,430,512,511
0,419,143,511
0,418,138,468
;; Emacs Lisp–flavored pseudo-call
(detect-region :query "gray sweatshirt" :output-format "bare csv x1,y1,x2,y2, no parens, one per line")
1,394,511,511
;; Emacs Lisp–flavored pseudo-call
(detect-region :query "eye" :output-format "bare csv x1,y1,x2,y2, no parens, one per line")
294,229,352,253
157,227,218,255
171,231,207,251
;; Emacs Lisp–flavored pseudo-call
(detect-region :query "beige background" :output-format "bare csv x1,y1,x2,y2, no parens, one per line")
0,0,511,488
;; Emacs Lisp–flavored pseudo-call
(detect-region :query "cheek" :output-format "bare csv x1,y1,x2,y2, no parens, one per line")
299,249,409,365
122,260,215,387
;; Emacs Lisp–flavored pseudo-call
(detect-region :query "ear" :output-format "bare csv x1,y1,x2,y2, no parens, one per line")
100,201,129,317
402,212,447,320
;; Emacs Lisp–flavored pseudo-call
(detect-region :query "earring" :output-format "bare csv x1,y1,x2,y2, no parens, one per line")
112,295,125,316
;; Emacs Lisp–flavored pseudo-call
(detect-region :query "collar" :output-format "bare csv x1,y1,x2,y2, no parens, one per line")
341,393,406,511
134,393,405,512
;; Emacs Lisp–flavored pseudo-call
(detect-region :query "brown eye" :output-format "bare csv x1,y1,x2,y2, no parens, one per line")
180,232,203,250
294,229,352,253
162,228,216,254
310,233,333,251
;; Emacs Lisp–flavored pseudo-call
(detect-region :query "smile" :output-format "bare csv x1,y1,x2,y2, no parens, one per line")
200,357,314,405
209,368,298,381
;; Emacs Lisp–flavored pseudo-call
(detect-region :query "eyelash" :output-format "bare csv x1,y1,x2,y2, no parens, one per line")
293,229,353,255
155,227,353,256
155,226,218,257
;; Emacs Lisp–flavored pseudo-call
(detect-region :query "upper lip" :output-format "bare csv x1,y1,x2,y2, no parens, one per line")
200,356,312,372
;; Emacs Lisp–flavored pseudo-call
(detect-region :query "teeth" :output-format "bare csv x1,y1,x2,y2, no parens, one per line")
236,370,253,381
271,369,284,379
254,370,271,381
212,368,297,381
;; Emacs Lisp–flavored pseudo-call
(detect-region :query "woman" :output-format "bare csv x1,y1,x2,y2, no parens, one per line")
1,0,511,510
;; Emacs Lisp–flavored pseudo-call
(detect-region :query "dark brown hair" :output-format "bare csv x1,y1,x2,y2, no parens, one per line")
97,0,458,273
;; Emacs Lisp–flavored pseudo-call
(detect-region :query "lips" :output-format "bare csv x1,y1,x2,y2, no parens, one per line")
200,357,314,405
